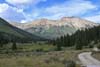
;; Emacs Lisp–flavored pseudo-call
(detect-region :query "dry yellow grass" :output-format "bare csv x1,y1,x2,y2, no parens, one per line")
92,52,100,61
0,50,84,67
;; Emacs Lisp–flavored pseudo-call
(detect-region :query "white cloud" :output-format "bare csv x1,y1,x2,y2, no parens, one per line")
0,2,41,23
6,0,47,11
6,0,33,4
0,3,9,13
6,0,46,5
0,3,25,22
16,9,24,13
11,0,98,22
0,0,99,23
20,20,27,23
20,11,40,23
85,15,100,23
45,0,97,19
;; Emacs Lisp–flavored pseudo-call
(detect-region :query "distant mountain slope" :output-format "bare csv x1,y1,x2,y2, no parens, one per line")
0,18,45,42
10,17,99,39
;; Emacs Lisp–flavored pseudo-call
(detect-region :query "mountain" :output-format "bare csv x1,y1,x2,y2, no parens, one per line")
9,17,99,39
0,17,45,42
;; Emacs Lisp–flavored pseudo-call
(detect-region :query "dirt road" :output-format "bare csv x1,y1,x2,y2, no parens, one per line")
78,52,100,67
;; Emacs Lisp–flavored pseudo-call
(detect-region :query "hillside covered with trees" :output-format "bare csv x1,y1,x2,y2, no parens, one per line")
52,25,100,50
0,17,46,48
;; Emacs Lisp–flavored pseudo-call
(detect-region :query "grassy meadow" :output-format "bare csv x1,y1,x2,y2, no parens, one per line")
0,50,82,67
0,42,93,67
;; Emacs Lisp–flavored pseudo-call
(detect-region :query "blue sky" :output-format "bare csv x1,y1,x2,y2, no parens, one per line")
0,0,100,23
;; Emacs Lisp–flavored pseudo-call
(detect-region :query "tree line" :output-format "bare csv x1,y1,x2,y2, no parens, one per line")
52,25,100,50
0,32,34,50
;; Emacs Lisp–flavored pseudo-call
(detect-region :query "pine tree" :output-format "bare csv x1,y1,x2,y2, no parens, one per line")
12,42,17,50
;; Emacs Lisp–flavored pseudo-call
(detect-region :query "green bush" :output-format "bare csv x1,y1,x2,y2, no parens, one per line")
75,44,82,50
97,44,100,49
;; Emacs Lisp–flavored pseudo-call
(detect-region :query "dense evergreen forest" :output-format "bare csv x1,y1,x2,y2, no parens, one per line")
0,32,33,43
52,25,100,50
0,32,34,49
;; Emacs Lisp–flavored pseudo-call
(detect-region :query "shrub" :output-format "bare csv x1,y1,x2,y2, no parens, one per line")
12,42,17,50
65,60,76,67
75,44,82,50
97,44,100,49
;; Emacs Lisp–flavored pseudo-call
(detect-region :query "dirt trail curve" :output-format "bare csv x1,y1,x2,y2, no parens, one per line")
78,52,100,67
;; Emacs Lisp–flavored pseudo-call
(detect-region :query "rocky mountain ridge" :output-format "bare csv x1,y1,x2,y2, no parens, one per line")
9,17,99,39
10,17,98,29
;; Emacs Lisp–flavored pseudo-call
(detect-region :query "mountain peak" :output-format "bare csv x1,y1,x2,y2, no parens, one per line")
10,17,99,29
9,17,99,39
61,16,78,20
61,16,82,21
40,18,48,21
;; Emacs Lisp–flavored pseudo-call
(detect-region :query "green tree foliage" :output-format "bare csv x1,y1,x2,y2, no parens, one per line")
56,38,62,51
97,44,100,49
53,25,100,50
12,41,17,50
0,32,9,47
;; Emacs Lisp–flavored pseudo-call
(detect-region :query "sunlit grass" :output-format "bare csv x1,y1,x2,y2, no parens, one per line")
0,49,88,67
0,42,92,67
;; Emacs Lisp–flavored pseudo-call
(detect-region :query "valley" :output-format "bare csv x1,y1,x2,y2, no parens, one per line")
0,0,100,67
0,17,100,67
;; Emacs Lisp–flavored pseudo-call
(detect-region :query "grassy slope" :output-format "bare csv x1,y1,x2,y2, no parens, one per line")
0,18,45,41
26,25,76,39
0,20,23,37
